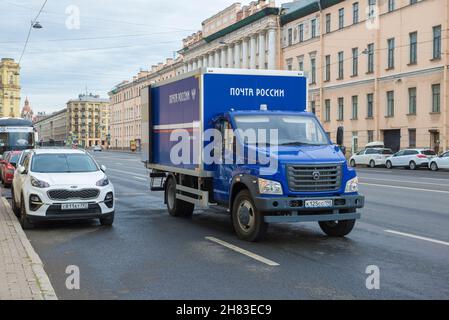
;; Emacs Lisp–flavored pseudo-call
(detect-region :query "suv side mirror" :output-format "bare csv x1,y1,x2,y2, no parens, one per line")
336,126,344,147
18,166,27,175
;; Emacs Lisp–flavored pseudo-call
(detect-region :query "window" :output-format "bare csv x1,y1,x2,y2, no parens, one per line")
299,24,304,42
433,25,441,59
409,32,417,64
338,98,344,121
432,84,441,113
353,2,359,24
311,19,317,38
387,38,395,69
409,129,416,148
410,0,417,4
324,100,331,122
367,93,374,118
408,87,417,115
310,101,316,114
310,57,316,84
368,0,376,19
325,55,331,81
367,43,374,73
325,13,331,33
288,28,293,46
386,91,394,117
352,48,358,76
388,0,395,12
286,59,293,70
338,51,344,79
298,56,304,71
338,8,344,29
352,96,358,120
367,130,374,143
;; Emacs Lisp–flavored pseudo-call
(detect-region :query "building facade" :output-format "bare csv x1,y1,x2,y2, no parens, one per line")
34,108,68,145
282,0,448,153
0,58,21,118
67,94,109,148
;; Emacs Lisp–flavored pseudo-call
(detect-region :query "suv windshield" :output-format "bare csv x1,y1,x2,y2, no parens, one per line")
233,115,330,146
31,154,99,173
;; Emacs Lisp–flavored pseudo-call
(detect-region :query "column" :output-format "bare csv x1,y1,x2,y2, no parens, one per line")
250,35,257,69
267,28,276,70
202,55,208,68
242,38,249,69
214,51,220,68
192,60,198,70
208,53,214,68
227,45,234,68
234,41,241,69
258,32,266,69
221,48,227,68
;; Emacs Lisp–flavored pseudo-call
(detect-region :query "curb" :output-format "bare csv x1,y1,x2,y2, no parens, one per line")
1,197,58,300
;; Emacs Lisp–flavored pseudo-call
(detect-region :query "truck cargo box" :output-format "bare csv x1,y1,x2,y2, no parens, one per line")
141,68,307,177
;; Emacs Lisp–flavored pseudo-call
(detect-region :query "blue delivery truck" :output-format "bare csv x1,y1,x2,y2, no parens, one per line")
141,68,364,241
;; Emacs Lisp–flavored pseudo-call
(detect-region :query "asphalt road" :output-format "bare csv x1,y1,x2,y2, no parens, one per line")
2,151,449,300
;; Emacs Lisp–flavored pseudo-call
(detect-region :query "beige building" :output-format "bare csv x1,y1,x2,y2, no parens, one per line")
34,108,68,145
282,0,448,153
0,58,21,117
67,93,109,148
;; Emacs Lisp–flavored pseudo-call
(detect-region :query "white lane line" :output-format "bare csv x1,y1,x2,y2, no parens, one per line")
107,168,148,178
205,236,280,267
360,182,449,194
360,177,449,187
133,176,147,181
357,169,392,174
385,230,449,247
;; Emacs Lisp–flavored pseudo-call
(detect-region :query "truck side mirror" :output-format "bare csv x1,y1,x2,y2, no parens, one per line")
336,126,344,147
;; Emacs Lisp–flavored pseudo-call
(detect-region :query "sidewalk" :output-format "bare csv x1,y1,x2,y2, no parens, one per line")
0,194,57,300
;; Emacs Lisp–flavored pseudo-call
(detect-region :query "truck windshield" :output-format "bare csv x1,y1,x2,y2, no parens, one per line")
233,115,330,146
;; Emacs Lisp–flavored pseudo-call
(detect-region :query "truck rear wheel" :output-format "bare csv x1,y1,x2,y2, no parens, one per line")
166,177,194,217
319,219,356,237
232,190,267,242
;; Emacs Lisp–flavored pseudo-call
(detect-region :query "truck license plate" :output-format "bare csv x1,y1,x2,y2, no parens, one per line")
61,203,89,210
305,200,333,208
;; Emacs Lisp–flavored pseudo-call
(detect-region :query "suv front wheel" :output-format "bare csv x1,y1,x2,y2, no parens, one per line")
20,195,34,230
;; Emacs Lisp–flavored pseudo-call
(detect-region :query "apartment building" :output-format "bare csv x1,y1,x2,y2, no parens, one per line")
0,58,21,118
282,0,448,153
34,108,68,145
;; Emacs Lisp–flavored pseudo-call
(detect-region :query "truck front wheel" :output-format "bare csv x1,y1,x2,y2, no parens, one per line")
232,190,267,242
319,219,356,237
166,177,194,217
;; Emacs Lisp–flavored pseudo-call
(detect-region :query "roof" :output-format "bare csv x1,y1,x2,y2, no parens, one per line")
280,0,345,25
33,149,87,155
0,118,33,126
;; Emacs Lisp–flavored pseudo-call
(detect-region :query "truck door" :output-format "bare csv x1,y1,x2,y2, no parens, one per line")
213,119,236,204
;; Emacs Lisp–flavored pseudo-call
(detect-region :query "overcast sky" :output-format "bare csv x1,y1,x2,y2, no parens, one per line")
0,0,291,114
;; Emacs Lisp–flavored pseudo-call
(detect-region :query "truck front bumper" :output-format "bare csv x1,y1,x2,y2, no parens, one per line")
254,194,364,223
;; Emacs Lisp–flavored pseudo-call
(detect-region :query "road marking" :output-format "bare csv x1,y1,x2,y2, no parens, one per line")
360,177,449,187
357,169,392,174
107,168,148,178
360,182,449,194
133,176,147,181
205,236,280,267
385,230,449,247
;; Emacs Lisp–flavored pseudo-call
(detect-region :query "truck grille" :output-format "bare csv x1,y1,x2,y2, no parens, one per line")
287,164,342,192
47,189,100,201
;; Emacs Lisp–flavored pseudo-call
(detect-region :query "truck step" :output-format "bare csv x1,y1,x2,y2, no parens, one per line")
150,172,166,178
150,186,165,192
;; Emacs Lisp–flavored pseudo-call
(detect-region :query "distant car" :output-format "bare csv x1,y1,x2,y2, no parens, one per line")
385,149,437,170
92,145,102,152
11,149,115,229
350,148,393,168
0,151,11,178
0,151,22,187
429,151,449,171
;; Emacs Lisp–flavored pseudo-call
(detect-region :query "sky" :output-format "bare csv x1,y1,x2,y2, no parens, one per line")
0,0,291,114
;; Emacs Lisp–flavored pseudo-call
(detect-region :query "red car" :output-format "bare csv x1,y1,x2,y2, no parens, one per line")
0,151,21,187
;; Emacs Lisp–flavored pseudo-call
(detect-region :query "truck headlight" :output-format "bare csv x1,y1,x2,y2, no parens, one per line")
258,178,283,195
30,176,50,188
345,177,359,193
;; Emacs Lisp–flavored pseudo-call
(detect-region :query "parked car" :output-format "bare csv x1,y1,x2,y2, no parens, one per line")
429,151,449,171
92,145,102,152
385,149,437,170
11,149,115,229
0,151,22,187
0,151,11,178
350,148,394,168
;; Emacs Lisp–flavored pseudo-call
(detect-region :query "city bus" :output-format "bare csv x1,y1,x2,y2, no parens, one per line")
0,118,35,156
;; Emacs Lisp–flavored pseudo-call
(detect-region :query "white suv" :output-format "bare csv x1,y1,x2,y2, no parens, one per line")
350,148,393,168
11,149,115,229
385,149,437,170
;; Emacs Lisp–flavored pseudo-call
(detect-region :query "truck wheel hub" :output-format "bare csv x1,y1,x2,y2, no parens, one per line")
237,200,254,230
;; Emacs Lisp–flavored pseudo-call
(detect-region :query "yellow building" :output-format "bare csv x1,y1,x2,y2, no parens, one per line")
0,58,21,117
67,93,110,148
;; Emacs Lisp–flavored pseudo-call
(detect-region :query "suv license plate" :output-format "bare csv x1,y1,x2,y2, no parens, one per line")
305,200,333,208
61,203,89,210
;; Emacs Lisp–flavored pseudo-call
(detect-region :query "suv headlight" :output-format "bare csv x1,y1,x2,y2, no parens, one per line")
345,177,359,193
96,177,110,187
258,178,283,195
30,176,50,188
